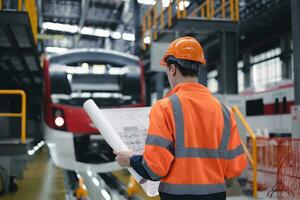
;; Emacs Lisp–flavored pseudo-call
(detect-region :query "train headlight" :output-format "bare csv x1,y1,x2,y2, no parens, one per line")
52,108,67,130
54,116,65,127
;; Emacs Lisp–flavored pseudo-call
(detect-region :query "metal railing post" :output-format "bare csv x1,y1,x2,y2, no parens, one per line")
230,0,234,20
232,106,258,198
160,2,164,29
222,0,226,18
235,0,239,21
176,0,181,19
168,3,172,27
206,0,211,19
153,2,157,40
0,90,27,144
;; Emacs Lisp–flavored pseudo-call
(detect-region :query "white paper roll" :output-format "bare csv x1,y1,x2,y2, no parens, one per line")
83,99,128,151
83,99,159,197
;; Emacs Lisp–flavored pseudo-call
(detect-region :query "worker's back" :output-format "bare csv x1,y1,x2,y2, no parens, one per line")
162,82,226,185
143,82,247,196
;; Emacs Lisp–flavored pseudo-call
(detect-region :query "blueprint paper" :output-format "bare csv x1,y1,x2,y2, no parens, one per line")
83,99,159,197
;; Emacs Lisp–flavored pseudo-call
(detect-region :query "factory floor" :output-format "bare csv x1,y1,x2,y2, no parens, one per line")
0,148,65,200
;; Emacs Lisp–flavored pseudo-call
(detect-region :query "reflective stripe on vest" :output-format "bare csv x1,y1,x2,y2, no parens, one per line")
159,182,226,195
168,94,243,159
145,135,174,153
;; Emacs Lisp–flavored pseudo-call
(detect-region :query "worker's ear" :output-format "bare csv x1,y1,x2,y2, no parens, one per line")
169,64,177,76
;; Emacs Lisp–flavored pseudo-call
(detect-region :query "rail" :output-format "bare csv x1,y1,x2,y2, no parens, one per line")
231,106,257,198
0,90,27,144
0,0,38,43
142,0,239,49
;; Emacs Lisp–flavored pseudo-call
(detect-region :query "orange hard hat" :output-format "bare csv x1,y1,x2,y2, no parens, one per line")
160,36,206,67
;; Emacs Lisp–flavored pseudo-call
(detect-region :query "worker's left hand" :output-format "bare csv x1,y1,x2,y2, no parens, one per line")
114,150,134,167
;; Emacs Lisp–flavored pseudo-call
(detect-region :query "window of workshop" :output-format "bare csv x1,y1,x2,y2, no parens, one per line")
238,61,244,92
207,70,218,93
251,48,282,87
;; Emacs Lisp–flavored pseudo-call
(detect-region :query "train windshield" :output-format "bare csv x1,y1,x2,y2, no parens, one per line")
49,53,142,107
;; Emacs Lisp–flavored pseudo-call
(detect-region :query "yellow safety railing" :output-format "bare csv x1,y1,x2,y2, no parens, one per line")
142,0,239,50
0,0,38,43
231,106,257,198
0,90,27,144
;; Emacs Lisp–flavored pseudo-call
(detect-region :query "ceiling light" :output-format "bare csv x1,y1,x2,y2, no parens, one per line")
143,36,151,44
137,0,156,5
80,27,95,35
101,189,111,200
162,0,172,7
92,177,100,187
45,47,68,54
178,1,190,11
42,22,78,33
111,31,122,39
94,29,110,37
122,33,135,41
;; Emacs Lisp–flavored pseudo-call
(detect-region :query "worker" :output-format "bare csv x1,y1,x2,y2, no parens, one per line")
114,36,247,200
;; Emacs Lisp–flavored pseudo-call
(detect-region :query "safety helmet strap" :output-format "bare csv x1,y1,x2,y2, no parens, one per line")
166,56,203,71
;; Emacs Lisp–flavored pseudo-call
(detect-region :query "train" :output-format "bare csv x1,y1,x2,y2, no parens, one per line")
43,49,145,173
241,80,295,137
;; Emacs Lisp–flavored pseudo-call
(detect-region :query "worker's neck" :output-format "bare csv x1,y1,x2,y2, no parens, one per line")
172,76,198,88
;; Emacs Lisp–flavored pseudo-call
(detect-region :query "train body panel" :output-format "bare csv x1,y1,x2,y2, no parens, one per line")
241,80,295,136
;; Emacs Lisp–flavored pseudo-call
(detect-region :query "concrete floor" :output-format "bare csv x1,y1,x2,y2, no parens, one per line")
0,148,65,200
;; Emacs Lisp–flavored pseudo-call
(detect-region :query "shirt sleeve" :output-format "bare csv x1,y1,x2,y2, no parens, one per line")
129,155,153,180
140,101,175,181
225,111,248,179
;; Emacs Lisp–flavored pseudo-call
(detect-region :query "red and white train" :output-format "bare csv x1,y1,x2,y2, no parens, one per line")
43,49,145,173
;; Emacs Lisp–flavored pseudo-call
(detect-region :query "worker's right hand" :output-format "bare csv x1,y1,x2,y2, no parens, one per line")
113,150,134,167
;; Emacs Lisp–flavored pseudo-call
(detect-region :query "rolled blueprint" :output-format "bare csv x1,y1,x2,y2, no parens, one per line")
83,99,159,197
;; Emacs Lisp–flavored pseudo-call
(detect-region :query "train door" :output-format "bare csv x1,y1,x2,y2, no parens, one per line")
272,92,287,135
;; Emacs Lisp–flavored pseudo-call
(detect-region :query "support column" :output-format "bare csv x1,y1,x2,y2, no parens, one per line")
242,50,251,88
280,34,292,80
291,0,300,105
198,67,207,86
145,73,152,106
218,31,238,94
133,0,140,56
154,72,165,100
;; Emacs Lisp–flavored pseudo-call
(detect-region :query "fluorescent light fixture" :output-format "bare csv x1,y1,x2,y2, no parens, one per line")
162,0,172,7
87,170,93,177
143,36,151,44
178,1,190,11
93,64,106,74
82,62,89,70
28,149,35,156
81,92,92,98
101,189,111,200
67,74,72,82
92,177,100,187
111,31,122,39
43,22,78,33
46,47,68,54
80,27,95,35
137,0,156,5
122,33,135,41
94,28,110,37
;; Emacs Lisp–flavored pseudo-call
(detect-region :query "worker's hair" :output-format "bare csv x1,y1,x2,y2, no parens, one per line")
167,58,199,77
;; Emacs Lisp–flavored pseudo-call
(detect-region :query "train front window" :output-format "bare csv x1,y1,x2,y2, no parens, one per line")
49,62,141,107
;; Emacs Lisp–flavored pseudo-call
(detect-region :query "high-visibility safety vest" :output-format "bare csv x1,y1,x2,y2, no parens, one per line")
142,82,247,195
